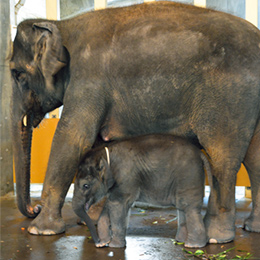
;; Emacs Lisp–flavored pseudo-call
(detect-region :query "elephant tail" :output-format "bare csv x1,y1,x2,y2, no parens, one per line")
200,151,213,188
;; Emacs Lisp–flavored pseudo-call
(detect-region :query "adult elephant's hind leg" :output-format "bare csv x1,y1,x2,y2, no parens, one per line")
203,144,242,244
243,122,260,232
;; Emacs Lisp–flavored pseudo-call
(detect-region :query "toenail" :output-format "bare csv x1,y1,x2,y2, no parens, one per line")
209,238,218,243
42,230,56,235
28,227,39,235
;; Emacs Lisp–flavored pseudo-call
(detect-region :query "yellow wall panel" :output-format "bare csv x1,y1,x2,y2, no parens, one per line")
30,118,59,183
13,118,59,183
236,164,250,187
205,163,250,186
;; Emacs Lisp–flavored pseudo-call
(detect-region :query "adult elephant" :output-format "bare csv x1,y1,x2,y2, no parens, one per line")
10,1,260,243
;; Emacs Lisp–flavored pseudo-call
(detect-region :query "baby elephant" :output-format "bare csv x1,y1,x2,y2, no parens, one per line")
72,134,211,248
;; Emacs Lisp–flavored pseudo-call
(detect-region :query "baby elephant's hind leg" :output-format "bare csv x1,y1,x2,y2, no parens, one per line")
185,208,206,248
175,210,188,243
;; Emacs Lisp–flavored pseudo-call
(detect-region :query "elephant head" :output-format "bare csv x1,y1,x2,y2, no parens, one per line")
10,21,69,217
72,152,114,242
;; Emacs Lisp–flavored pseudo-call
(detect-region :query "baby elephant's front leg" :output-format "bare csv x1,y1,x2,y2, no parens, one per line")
107,200,128,248
96,204,111,248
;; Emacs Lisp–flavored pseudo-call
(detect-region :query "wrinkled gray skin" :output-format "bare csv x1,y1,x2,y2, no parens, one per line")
72,200,100,244
73,135,211,248
10,2,260,242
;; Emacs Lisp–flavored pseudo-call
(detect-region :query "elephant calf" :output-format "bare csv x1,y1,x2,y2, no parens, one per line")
72,134,211,248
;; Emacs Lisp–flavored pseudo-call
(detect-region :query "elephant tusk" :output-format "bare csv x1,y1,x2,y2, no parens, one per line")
105,147,110,166
23,115,27,127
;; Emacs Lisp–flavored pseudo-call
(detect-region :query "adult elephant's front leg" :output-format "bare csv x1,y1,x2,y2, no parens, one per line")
28,118,96,235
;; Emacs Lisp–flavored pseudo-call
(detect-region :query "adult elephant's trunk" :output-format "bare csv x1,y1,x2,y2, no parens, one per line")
11,98,41,218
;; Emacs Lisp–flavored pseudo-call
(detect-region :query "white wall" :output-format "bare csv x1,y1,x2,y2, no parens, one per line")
10,0,46,40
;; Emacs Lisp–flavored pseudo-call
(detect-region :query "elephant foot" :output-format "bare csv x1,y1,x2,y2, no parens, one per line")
184,240,206,248
28,212,66,235
175,225,187,243
28,227,57,235
176,217,206,247
109,238,126,248
184,233,207,248
204,212,235,244
244,215,260,233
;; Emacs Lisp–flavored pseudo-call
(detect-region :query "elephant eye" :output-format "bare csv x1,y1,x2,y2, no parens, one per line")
83,184,90,190
12,69,26,82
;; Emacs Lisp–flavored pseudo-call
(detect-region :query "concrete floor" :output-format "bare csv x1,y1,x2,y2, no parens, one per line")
1,189,260,260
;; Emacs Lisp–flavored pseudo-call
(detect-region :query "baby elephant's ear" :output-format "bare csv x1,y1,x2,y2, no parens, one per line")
98,157,106,178
99,157,114,190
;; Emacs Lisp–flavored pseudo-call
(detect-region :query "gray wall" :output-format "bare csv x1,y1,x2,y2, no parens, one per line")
0,0,14,195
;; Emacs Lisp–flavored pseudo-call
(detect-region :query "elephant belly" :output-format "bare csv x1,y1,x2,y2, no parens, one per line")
100,119,126,142
100,110,191,142
137,190,175,208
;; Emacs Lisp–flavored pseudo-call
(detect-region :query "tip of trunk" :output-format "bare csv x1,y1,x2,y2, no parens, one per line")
17,199,41,218
73,206,100,244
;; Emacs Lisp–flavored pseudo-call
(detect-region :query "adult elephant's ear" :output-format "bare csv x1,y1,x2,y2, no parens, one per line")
32,22,67,91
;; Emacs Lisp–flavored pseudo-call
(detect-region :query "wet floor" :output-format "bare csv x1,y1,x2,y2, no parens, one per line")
1,192,260,260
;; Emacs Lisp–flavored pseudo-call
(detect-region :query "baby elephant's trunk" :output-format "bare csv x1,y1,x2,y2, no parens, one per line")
73,204,100,244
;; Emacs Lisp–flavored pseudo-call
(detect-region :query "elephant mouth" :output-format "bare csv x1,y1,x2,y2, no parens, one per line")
85,199,93,212
32,113,45,128
29,90,46,128
22,113,45,129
